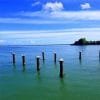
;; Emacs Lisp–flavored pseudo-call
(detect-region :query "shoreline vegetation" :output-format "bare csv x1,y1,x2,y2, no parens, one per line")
73,38,100,45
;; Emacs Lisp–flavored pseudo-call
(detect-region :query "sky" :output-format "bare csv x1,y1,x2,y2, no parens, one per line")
0,0,100,45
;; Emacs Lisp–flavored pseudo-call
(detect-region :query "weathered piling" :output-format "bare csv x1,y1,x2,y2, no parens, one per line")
36,56,40,71
12,53,16,64
54,53,57,63
22,55,26,66
42,52,45,61
79,52,82,60
59,58,64,78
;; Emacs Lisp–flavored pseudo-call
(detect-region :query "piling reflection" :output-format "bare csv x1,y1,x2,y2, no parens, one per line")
79,59,82,65
36,71,42,83
59,77,67,93
42,59,45,64
22,65,26,72
99,51,100,63
12,64,16,71
54,53,57,64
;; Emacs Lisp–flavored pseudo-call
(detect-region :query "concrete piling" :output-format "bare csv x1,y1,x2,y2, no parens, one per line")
36,56,40,71
22,55,26,66
59,58,64,78
54,53,57,63
79,52,82,60
42,52,45,61
12,53,16,64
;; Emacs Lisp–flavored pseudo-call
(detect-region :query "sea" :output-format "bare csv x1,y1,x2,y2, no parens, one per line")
0,45,100,100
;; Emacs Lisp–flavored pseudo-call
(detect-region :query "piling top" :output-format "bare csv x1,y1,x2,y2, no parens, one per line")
36,56,40,59
12,53,15,55
21,54,25,56
59,58,64,62
22,55,25,57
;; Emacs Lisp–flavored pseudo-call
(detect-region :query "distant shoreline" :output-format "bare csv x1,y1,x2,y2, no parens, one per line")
0,38,100,46
0,44,100,47
72,38,100,45
0,44,69,46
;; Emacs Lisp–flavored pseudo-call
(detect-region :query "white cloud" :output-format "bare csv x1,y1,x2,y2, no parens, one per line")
0,28,100,45
0,17,65,24
0,40,5,44
1,11,100,25
81,3,91,10
12,2,99,22
18,11,100,20
43,2,64,12
0,11,100,25
32,1,40,6
50,11,100,20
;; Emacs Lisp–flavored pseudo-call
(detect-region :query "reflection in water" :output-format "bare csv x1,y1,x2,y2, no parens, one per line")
99,51,100,62
41,59,47,68
79,59,82,65
42,59,45,64
99,53,100,63
59,78,67,96
54,61,57,66
54,62,57,68
60,78,65,87
77,46,87,52
12,64,16,71
22,65,26,72
36,71,42,83
37,71,40,78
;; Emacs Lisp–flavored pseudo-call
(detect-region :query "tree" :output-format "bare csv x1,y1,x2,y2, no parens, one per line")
78,38,87,45
74,38,88,45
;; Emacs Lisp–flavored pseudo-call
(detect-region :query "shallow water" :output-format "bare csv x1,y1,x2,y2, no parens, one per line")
0,45,100,100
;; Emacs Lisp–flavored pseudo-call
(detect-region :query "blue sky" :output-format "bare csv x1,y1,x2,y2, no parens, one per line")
0,0,100,45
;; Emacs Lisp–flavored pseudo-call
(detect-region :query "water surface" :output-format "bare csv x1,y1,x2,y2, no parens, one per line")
0,45,100,100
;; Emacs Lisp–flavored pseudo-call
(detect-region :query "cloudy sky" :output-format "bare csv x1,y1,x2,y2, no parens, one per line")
0,0,100,45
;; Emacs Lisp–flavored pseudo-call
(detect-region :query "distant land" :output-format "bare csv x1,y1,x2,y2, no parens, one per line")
73,38,100,45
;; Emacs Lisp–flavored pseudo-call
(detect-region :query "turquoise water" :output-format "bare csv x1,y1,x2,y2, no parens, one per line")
0,45,100,100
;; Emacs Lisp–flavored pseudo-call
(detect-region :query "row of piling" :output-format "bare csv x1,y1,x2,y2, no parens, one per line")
12,52,57,65
12,51,100,78
12,52,64,78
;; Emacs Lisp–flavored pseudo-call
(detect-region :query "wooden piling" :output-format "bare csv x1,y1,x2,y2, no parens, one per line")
54,53,57,63
12,53,16,64
99,51,100,61
42,52,45,61
36,56,40,71
22,55,26,66
59,58,64,78
79,52,82,60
